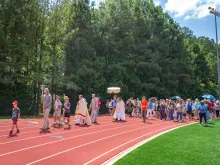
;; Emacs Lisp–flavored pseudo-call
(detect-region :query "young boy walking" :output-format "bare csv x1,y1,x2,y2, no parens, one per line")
9,101,20,135
141,96,148,123
63,96,71,127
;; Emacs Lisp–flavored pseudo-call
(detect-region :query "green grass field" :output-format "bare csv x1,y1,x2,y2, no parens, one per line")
115,120,220,165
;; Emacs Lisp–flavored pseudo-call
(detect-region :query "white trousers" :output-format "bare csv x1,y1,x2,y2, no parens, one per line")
76,116,83,124
147,109,153,118
43,108,50,129
153,110,156,116
91,110,98,123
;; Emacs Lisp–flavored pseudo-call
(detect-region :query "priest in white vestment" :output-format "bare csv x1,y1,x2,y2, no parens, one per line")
75,95,91,125
113,97,125,121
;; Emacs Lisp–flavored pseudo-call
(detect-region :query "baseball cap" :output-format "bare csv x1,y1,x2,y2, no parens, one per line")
12,101,18,105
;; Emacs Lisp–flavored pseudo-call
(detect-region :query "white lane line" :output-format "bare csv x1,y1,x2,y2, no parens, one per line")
101,122,197,165
0,119,117,132
0,116,137,124
27,121,39,124
0,121,40,128
25,122,172,165
0,121,40,125
84,125,176,165
0,125,42,132
0,120,140,144
0,118,132,138
0,122,165,157
0,130,38,138
0,116,134,126
0,119,40,123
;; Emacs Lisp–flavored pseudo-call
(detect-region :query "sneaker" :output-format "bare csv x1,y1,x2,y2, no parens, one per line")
9,130,13,135
199,124,202,126
16,130,20,134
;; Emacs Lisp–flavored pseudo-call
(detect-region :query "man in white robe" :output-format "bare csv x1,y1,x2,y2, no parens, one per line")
90,94,98,123
113,97,125,121
75,95,91,125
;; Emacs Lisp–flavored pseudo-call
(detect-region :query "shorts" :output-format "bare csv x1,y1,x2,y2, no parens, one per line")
54,110,61,117
12,119,18,124
65,113,70,118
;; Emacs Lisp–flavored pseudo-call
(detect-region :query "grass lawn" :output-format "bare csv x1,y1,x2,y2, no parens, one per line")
115,120,220,165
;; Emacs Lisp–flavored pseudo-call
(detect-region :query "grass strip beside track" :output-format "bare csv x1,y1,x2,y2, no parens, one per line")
115,120,220,165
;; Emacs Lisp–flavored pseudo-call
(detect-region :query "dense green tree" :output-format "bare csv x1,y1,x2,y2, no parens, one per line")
0,0,219,115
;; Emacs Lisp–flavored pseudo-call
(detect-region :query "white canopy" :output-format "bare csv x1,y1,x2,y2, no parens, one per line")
107,87,121,94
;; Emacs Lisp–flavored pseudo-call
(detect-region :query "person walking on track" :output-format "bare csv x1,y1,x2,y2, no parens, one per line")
141,96,148,123
41,88,52,130
9,101,20,135
75,95,91,125
90,94,99,123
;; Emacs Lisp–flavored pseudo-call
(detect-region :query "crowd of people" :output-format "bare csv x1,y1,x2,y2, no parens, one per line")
9,87,220,135
106,96,220,126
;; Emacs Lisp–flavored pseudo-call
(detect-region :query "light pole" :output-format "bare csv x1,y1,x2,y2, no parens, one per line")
208,7,220,100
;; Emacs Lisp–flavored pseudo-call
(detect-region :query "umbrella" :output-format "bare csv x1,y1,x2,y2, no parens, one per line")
172,96,181,100
107,87,121,94
202,94,216,101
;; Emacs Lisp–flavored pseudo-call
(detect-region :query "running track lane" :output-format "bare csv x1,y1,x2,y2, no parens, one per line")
0,118,135,143
0,118,161,156
0,117,194,165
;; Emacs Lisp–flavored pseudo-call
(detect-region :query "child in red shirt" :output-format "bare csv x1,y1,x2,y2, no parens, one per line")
141,96,148,122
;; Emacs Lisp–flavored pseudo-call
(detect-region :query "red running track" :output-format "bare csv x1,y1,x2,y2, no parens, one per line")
0,116,195,165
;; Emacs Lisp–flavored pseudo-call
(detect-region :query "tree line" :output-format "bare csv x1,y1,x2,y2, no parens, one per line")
0,0,218,115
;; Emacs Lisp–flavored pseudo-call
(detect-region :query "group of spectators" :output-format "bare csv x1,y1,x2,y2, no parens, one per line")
105,96,220,125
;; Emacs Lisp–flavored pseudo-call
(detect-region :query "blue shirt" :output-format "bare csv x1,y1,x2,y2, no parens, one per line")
112,99,117,108
64,102,71,113
187,103,192,110
198,104,208,113
148,102,153,109
12,108,20,120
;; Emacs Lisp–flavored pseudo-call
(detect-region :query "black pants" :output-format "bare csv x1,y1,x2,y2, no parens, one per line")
199,113,207,124
216,110,220,118
142,110,147,121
